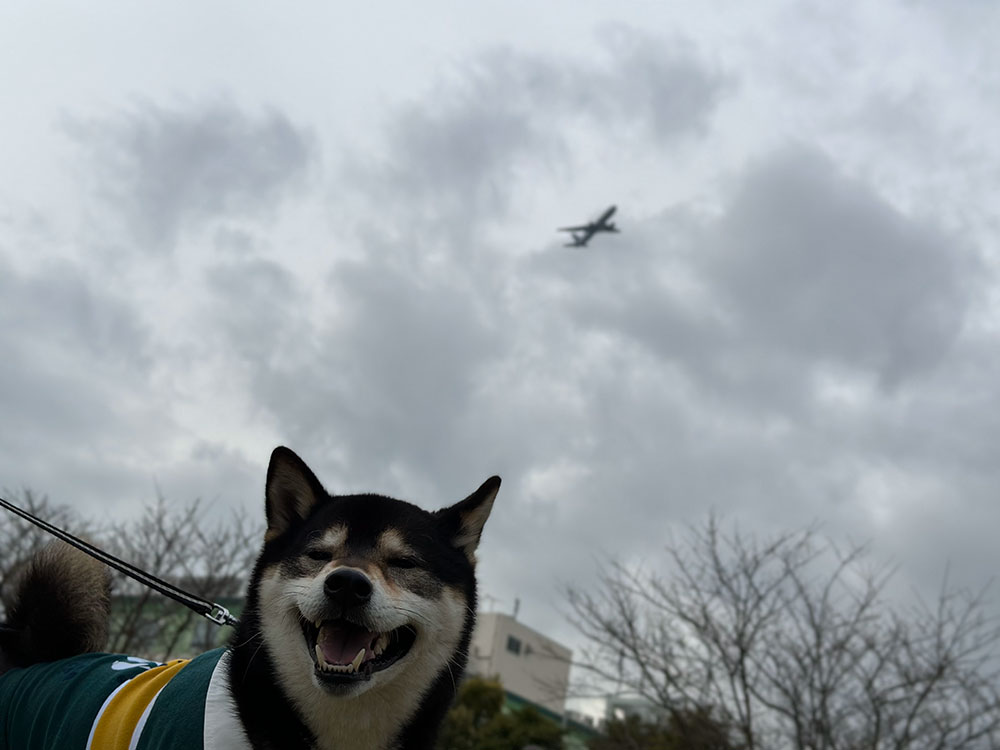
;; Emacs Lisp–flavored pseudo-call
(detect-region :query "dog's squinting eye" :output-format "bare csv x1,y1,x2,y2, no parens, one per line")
387,557,419,570
305,549,331,562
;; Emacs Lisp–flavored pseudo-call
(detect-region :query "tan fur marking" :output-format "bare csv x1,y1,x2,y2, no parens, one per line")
317,524,348,556
377,529,415,560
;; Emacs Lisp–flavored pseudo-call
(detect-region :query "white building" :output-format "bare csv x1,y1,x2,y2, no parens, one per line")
467,611,572,714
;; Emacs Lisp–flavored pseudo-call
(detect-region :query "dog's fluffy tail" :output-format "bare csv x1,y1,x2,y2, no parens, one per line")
0,542,111,671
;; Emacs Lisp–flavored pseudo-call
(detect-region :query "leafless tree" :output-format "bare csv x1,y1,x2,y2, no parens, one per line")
104,494,261,659
566,516,1000,750
1,489,261,661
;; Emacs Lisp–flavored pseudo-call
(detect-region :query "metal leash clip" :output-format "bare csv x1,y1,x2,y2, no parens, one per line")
205,603,239,628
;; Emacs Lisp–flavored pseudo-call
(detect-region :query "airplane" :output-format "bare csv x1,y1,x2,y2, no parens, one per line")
558,205,619,247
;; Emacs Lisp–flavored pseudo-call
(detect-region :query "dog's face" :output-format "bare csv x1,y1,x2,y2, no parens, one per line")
255,448,498,705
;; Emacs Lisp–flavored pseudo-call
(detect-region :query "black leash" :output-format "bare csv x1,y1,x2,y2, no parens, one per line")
0,495,240,628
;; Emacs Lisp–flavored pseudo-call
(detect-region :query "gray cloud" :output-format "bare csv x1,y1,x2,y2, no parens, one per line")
204,256,300,363
453,144,992,635
240,258,509,495
582,26,729,140
260,32,734,502
705,147,979,388
0,258,163,512
4,8,998,656
0,258,149,367
465,27,728,142
64,100,316,252
188,35,988,640
346,29,727,240
575,146,981,404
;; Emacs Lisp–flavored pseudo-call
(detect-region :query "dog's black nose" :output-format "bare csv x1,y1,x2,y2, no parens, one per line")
324,568,373,606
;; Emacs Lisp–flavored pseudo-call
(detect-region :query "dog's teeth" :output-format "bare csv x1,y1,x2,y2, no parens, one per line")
314,642,368,674
350,648,365,672
373,633,388,656
315,619,323,629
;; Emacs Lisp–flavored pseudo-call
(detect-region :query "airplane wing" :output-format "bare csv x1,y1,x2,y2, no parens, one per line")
557,207,618,246
563,225,599,247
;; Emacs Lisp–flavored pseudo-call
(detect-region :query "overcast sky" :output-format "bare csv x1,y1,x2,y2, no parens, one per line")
3,1,1000,673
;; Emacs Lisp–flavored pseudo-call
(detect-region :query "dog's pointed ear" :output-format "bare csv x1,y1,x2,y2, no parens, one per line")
437,476,500,564
265,447,326,542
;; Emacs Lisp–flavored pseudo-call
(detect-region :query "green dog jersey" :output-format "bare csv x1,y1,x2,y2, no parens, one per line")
0,648,250,749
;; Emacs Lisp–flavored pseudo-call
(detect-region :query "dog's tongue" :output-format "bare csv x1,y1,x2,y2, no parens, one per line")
317,622,375,665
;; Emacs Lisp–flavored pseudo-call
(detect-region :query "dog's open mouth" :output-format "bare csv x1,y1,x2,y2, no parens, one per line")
302,619,416,684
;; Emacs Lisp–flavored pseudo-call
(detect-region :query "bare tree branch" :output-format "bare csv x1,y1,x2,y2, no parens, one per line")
566,517,1000,750
1,489,260,661
104,493,260,659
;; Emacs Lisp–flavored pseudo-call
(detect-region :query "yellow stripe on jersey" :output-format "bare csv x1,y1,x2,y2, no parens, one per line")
89,659,190,750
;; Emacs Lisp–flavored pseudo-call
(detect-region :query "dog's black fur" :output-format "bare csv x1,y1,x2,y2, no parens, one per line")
0,447,498,750
229,448,498,749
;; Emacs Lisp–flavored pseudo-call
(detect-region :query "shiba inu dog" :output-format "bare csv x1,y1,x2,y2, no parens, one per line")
0,447,499,750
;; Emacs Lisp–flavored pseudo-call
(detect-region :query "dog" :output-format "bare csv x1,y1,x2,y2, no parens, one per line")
0,447,499,750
